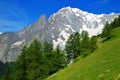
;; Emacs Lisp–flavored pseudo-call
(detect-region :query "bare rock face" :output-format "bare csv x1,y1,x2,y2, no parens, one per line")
0,32,20,62
0,7,119,62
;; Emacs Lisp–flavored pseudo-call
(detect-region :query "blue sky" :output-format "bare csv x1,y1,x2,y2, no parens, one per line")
0,0,120,32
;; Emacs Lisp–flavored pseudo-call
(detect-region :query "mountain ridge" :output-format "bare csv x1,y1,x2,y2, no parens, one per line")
0,7,119,63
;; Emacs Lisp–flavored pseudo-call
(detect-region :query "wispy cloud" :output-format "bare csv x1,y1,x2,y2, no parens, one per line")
89,0,111,9
0,1,29,32
97,0,110,4
0,19,23,28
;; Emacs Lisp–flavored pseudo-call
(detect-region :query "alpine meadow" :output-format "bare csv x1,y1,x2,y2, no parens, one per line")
0,0,120,80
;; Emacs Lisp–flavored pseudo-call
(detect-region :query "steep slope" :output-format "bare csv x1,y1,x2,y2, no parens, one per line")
0,7,119,62
0,15,52,62
0,32,20,62
49,7,119,48
46,27,120,80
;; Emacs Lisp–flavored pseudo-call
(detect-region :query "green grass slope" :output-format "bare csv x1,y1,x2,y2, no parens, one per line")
46,27,120,80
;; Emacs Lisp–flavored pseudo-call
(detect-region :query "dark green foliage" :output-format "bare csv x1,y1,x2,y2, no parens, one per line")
11,46,28,80
65,32,81,63
41,45,67,75
46,27,120,80
49,45,67,74
65,31,98,62
89,36,98,52
0,65,10,80
81,31,90,57
101,22,112,39
4,39,67,80
0,62,14,80
0,62,8,77
27,40,66,79
26,39,49,80
1,15,120,80
110,18,118,28
1,32,98,79
101,15,120,40
43,41,53,53
73,32,81,58
110,15,120,29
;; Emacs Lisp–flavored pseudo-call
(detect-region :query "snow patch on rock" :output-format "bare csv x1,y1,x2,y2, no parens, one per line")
64,24,76,32
80,24,104,37
53,30,71,49
11,40,25,48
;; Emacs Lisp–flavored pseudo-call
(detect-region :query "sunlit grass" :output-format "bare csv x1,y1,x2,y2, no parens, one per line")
46,27,120,80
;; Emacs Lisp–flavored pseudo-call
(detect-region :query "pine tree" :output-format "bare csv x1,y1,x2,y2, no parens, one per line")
101,22,112,40
117,15,120,27
27,39,41,79
89,36,98,52
81,31,90,57
65,34,74,63
65,32,81,63
11,46,28,80
27,39,49,80
10,39,67,80
43,41,53,53
73,32,81,58
50,45,66,74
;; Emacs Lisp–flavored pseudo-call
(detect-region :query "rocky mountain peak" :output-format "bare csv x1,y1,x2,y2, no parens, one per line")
0,7,119,62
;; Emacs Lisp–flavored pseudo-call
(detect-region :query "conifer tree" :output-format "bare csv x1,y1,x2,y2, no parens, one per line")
50,45,67,73
89,36,97,52
11,46,28,80
81,31,90,57
43,41,53,53
27,39,47,80
65,32,81,63
65,34,74,63
9,39,67,80
101,22,112,39
117,15,120,27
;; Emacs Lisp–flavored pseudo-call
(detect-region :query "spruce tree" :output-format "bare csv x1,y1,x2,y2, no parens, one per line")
43,41,53,53
10,39,68,80
50,45,66,73
65,34,74,63
101,22,112,39
89,36,97,52
27,39,48,80
117,15,120,27
11,46,28,80
65,32,81,63
81,31,90,57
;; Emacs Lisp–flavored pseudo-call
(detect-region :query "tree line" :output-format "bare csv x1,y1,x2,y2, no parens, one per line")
1,15,120,80
0,32,98,80
0,39,67,80
101,15,120,40
65,31,97,63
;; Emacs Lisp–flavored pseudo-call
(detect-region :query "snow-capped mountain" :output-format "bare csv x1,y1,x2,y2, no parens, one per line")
0,7,119,62
49,7,118,48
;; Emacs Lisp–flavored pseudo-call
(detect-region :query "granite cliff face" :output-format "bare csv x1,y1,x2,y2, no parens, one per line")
0,7,119,62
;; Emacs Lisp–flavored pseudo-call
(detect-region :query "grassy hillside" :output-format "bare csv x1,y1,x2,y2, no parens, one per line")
46,27,120,80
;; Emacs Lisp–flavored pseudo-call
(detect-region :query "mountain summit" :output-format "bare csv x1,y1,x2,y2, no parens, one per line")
49,7,118,47
0,7,119,62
